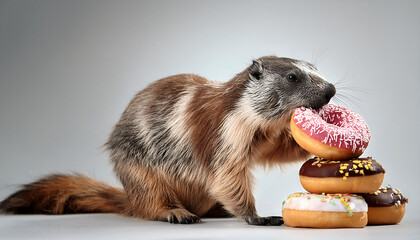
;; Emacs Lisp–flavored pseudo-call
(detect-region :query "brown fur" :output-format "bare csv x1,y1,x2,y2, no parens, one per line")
0,174,127,214
1,56,335,225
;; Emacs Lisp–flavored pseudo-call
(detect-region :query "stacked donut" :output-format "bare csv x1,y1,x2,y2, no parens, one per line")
282,104,407,228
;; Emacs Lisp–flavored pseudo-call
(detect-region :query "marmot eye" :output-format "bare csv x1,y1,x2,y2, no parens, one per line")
288,74,298,82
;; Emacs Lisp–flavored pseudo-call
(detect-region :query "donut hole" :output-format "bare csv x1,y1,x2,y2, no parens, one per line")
319,107,348,128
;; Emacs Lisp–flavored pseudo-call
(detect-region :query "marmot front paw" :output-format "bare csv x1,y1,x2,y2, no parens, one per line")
246,216,283,226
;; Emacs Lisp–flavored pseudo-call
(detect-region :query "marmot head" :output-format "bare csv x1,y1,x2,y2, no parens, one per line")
244,56,336,119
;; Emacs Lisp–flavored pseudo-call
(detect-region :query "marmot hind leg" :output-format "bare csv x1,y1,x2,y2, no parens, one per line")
161,208,201,224
116,164,201,224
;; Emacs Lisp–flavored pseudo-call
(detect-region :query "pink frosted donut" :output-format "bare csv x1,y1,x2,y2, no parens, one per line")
290,104,371,160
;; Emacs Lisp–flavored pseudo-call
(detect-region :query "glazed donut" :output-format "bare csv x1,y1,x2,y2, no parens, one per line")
360,186,408,225
282,192,367,228
299,157,385,194
290,104,371,160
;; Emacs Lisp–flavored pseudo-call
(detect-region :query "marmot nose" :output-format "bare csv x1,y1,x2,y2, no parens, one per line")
325,84,336,103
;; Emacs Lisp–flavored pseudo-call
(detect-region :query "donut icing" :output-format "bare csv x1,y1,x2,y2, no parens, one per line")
282,192,367,216
360,186,408,207
299,157,385,180
292,104,370,153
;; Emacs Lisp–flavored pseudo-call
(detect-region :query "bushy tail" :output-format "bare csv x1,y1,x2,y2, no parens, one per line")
0,174,129,215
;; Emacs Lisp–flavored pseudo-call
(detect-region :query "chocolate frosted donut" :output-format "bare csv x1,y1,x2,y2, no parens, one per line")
299,157,385,194
360,186,408,225
361,186,407,207
300,157,385,179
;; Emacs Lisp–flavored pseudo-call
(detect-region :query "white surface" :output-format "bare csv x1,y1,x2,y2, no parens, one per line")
0,214,418,240
1,1,420,238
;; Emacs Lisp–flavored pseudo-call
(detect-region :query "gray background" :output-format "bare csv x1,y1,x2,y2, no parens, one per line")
1,0,419,224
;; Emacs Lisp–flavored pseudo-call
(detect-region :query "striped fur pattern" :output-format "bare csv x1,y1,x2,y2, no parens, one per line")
1,56,335,225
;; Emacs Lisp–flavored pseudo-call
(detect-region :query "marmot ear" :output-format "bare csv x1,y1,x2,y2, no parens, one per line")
249,60,263,80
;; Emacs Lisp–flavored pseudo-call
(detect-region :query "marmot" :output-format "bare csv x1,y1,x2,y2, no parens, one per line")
0,56,336,225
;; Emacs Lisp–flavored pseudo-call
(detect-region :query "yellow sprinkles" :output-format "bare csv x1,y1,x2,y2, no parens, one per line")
310,157,381,180
311,157,381,180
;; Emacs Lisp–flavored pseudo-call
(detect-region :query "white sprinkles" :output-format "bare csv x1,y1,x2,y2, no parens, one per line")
293,104,371,152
